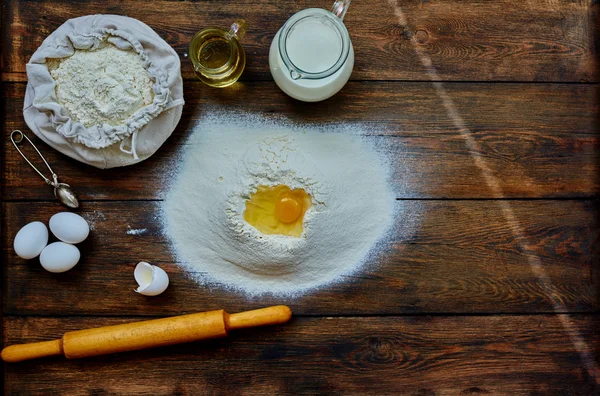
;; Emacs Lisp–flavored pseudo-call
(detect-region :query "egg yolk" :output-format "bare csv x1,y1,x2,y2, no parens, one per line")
275,196,302,223
243,185,312,237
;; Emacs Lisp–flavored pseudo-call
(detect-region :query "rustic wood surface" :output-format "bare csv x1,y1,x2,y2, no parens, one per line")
2,200,597,316
2,0,598,82
3,82,599,200
4,315,600,395
1,0,599,394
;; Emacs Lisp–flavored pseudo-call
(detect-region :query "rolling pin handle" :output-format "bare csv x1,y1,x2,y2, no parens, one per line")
227,305,292,330
1,339,63,363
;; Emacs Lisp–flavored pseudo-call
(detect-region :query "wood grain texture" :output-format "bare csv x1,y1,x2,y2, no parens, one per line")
4,315,599,395
2,81,598,200
3,200,596,316
2,0,597,82
2,0,599,393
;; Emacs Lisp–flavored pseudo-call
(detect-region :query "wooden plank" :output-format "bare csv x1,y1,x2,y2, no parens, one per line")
2,82,598,200
2,0,597,82
3,315,599,394
3,200,596,316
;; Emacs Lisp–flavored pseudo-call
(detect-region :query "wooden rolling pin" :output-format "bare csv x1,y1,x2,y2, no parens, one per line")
1,305,292,363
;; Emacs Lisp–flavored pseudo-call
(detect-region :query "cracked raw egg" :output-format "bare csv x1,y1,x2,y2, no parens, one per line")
244,185,312,237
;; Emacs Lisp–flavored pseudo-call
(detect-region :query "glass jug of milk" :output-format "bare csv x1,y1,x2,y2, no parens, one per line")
269,0,353,102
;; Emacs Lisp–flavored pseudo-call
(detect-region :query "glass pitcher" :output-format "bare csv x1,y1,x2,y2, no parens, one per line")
269,0,354,102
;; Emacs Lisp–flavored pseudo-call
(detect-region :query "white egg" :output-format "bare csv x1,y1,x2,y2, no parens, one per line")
13,221,49,260
49,212,90,244
134,262,169,296
39,242,80,273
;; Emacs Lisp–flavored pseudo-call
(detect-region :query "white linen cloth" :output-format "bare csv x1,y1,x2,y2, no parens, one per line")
23,14,184,168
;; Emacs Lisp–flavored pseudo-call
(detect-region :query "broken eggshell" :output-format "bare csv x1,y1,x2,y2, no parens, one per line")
134,262,169,296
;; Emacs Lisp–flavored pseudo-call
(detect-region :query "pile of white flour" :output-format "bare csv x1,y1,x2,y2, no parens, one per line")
49,43,154,127
162,113,395,295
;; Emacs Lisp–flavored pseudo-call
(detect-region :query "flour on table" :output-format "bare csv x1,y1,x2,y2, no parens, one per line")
127,227,148,235
162,112,395,296
49,42,154,127
81,210,106,231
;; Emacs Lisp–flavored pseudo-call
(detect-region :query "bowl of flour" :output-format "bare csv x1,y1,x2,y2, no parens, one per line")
23,14,185,169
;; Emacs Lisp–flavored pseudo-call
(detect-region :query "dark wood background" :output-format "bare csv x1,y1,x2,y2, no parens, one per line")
2,0,599,394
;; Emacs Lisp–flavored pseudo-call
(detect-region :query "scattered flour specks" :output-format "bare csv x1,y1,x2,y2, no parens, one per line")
127,227,148,235
81,210,106,231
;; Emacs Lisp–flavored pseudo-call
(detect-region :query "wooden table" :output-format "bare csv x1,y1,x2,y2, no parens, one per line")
2,0,599,394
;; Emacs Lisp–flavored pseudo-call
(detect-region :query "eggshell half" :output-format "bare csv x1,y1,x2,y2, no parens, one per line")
134,262,169,296
49,212,90,244
40,242,80,273
14,221,49,259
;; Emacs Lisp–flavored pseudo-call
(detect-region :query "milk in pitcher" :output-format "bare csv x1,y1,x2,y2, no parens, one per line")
269,1,354,102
